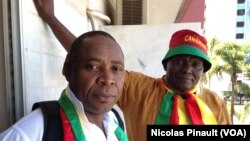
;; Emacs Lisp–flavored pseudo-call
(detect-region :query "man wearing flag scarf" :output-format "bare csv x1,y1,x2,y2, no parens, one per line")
118,29,231,141
0,31,129,141
32,1,232,141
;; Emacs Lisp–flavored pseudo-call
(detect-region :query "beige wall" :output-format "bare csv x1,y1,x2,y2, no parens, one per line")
100,23,201,78
147,0,183,24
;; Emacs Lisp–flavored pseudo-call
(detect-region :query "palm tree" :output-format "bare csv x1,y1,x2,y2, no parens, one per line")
208,41,250,123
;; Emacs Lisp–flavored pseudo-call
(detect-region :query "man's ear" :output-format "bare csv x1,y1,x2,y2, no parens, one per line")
62,54,71,82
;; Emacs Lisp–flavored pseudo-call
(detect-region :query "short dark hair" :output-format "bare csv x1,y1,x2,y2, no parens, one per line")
69,30,119,62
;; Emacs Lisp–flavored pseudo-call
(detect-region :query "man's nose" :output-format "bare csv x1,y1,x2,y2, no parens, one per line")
97,70,115,85
180,62,192,73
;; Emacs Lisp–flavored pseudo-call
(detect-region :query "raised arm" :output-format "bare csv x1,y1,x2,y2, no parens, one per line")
33,0,76,52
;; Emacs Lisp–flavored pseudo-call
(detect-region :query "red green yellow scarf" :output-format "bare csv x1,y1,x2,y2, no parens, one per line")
58,90,128,141
155,76,217,125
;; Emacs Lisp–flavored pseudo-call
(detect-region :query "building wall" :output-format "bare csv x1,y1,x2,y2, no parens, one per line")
113,0,183,25
235,0,250,43
0,0,8,132
178,0,205,28
100,23,201,78
147,0,183,24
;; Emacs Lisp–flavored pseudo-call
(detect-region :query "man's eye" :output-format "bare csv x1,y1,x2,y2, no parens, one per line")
112,66,123,72
85,65,99,71
173,59,183,65
192,62,202,68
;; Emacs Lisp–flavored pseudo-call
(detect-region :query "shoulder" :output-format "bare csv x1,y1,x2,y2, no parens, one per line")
0,108,44,141
199,87,232,124
199,87,225,106
200,87,221,97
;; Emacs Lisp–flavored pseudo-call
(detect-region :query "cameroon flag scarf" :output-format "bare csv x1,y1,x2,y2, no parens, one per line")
155,75,217,125
58,90,128,141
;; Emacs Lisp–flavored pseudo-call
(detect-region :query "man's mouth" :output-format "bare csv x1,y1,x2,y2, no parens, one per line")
95,94,115,103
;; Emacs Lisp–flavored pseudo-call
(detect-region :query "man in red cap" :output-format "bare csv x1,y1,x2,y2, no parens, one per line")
32,0,231,141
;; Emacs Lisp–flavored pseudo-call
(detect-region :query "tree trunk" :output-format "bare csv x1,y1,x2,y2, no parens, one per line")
230,91,235,124
230,74,237,124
